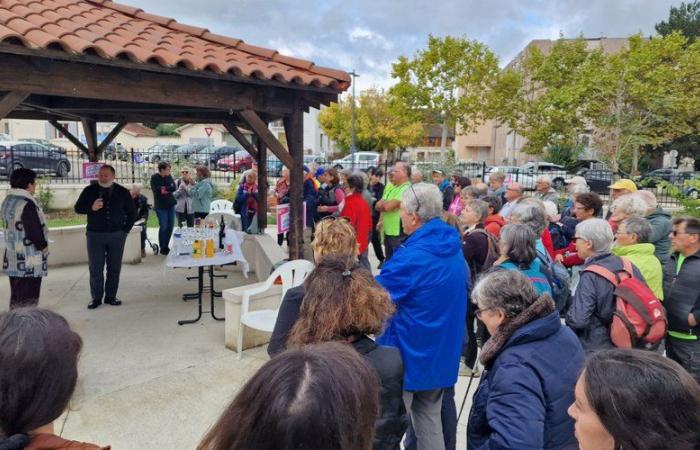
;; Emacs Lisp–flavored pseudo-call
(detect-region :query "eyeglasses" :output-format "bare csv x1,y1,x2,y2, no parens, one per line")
475,307,495,320
409,184,421,214
671,230,699,237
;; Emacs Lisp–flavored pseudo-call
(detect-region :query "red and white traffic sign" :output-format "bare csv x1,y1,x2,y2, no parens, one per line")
204,127,213,137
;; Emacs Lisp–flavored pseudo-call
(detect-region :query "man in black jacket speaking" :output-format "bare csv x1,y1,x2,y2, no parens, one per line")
75,165,136,309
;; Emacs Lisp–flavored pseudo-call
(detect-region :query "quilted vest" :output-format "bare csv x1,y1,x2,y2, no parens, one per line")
1,190,48,277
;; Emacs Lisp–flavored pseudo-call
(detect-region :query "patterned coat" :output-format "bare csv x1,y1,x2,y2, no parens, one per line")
1,189,48,278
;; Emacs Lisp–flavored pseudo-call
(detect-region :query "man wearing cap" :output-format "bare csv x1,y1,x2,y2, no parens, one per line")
432,169,454,211
376,161,411,261
499,182,524,220
606,179,638,219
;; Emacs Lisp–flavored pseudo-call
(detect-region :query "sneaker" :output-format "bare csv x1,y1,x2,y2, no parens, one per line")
458,362,481,377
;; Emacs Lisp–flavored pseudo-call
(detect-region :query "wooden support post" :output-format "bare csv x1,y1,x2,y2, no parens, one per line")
283,109,305,260
81,119,98,162
96,121,127,154
0,91,28,120
48,120,89,155
257,135,268,233
239,109,294,169
222,121,258,159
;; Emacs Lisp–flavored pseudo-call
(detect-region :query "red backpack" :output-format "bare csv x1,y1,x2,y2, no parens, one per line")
584,257,667,350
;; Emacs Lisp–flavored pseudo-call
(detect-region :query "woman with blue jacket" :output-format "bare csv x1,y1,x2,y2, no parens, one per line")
467,269,583,450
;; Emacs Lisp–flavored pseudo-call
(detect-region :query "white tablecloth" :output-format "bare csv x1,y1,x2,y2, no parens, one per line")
165,230,248,277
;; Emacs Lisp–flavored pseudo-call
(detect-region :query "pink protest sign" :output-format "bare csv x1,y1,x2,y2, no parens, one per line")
81,162,103,180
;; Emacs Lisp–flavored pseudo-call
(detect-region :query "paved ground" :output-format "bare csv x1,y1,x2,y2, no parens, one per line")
0,228,477,449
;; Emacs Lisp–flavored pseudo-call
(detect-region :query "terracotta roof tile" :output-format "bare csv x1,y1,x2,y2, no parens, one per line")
0,0,349,90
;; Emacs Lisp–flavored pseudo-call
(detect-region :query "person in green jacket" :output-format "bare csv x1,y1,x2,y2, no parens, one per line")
190,165,215,219
612,217,664,299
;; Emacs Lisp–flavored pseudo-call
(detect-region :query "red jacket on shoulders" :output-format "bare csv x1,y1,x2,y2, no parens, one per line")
340,192,373,255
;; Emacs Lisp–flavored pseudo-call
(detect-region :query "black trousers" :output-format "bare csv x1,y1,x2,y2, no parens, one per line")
87,230,127,301
177,212,194,228
9,277,42,309
384,235,404,262
666,336,700,384
371,215,385,262
194,212,208,219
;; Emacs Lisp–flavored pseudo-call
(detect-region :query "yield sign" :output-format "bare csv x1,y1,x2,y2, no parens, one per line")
204,127,214,137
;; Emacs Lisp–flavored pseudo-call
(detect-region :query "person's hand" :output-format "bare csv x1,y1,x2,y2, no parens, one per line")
41,247,49,256
376,220,383,232
689,313,698,327
375,200,384,212
555,254,564,263
160,186,168,195
318,206,327,212
92,198,104,211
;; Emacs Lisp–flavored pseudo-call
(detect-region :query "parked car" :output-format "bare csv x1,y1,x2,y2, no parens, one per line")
520,162,568,188
191,145,239,169
142,144,179,163
303,154,326,166
0,141,71,177
173,143,207,161
81,142,128,161
485,166,538,190
217,150,253,173
331,151,380,171
638,168,697,187
18,138,67,154
576,168,636,194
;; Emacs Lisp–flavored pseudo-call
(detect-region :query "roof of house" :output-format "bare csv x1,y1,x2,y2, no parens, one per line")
122,123,158,137
0,0,350,90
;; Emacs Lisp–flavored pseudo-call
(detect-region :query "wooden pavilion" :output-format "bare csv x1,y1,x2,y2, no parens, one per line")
0,0,350,258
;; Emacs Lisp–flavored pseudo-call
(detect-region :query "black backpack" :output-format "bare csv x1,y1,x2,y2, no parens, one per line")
465,229,499,285
536,248,572,313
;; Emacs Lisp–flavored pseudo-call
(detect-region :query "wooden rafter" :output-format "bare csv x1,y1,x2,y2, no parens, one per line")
96,121,127,153
48,120,88,154
283,109,305,259
238,109,294,169
222,120,258,159
81,119,98,161
0,91,28,120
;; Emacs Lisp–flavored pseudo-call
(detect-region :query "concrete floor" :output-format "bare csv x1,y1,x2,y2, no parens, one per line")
0,229,477,449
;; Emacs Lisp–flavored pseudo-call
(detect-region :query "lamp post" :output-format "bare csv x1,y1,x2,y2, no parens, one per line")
349,70,359,161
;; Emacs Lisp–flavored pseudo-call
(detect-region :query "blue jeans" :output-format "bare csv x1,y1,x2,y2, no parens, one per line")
155,207,175,253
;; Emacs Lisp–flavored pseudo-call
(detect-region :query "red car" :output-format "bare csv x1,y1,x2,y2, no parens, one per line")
217,150,253,173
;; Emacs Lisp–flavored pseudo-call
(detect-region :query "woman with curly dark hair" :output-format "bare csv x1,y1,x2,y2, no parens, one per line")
287,255,407,450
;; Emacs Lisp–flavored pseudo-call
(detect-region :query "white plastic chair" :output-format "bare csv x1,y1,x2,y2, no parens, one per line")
207,199,241,230
237,259,314,359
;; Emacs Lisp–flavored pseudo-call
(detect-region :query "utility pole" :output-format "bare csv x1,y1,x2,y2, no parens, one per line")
349,70,359,162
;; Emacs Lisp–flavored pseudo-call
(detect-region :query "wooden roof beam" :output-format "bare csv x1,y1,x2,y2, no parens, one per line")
97,122,127,153
81,119,98,161
222,120,258,159
238,109,294,169
0,91,28,120
49,120,88,154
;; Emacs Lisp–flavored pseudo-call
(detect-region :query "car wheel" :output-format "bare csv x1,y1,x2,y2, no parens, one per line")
56,161,69,177
553,178,565,189
334,164,343,170
237,165,248,173
152,155,160,163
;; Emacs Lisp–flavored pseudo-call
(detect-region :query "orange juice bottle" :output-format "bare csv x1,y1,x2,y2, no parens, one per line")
205,238,215,258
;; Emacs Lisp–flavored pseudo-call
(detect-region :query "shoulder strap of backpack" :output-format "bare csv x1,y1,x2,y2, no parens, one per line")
583,264,620,287
618,256,634,280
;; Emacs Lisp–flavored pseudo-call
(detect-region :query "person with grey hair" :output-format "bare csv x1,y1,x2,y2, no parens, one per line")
534,175,559,204
460,185,480,201
495,224,552,296
377,182,468,450
487,171,507,200
411,168,423,184
565,218,646,351
638,190,672,263
609,193,648,225
510,203,553,258
612,217,664,299
377,161,411,261
499,182,524,219
467,270,583,449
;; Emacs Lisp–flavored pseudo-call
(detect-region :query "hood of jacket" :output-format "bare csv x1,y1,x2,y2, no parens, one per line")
647,206,671,221
612,243,656,257
484,214,506,227
403,217,462,258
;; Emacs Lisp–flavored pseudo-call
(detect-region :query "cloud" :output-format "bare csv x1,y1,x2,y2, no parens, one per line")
133,0,679,92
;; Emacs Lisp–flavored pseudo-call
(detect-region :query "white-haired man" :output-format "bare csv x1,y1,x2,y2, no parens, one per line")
534,175,559,204
377,182,468,450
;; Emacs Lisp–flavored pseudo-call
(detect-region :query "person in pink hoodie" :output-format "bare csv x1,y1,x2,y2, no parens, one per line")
447,176,471,216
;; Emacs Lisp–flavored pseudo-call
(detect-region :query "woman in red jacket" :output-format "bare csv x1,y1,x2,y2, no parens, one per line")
340,174,373,271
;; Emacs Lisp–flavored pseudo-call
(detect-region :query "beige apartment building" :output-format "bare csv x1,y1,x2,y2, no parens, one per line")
456,37,631,165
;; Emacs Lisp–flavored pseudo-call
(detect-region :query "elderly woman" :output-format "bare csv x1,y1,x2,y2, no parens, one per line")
565,218,646,351
467,270,583,449
448,176,471,216
173,166,194,227
268,217,359,356
287,255,407,450
555,192,603,267
568,349,700,450
637,190,672,263
534,175,559,204
1,168,48,309
487,171,506,202
495,224,552,296
340,174,373,271
233,169,258,232
609,193,648,232
190,165,215,220
612,217,663,299
482,195,505,238
510,201,555,258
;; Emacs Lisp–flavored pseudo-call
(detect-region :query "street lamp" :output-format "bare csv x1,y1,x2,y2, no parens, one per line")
349,70,359,157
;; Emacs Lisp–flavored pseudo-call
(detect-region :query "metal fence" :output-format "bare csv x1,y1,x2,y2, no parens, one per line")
0,144,689,209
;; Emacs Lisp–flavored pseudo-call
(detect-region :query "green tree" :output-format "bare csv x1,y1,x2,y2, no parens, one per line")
318,89,423,154
390,35,500,160
656,1,700,41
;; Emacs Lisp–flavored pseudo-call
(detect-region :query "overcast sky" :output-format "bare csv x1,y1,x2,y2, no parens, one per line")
138,0,678,91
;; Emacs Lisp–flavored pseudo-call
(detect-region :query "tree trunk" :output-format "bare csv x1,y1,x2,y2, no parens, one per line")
440,121,448,162
631,146,639,175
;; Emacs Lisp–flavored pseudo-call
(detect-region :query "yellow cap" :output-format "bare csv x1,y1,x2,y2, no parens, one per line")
608,179,638,192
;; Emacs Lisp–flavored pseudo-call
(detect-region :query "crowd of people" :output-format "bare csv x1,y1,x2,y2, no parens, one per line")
2,161,700,449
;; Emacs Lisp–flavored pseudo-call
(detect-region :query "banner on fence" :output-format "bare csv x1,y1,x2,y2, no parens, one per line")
81,162,103,180
276,203,306,234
